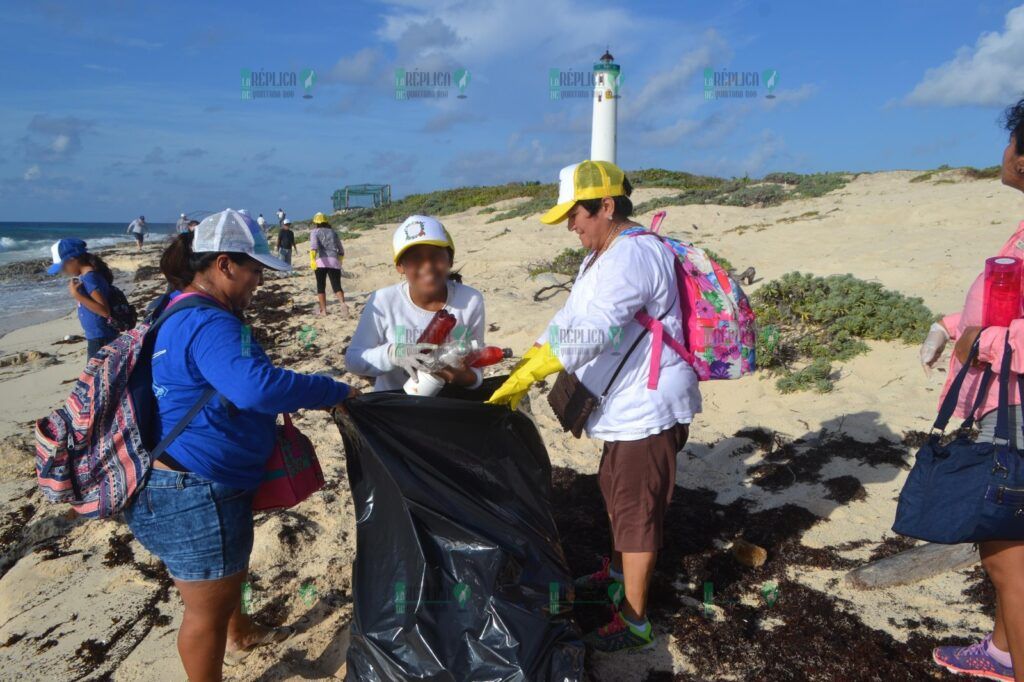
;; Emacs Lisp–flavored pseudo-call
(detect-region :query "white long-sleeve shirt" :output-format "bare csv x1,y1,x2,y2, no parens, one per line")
345,280,486,391
540,232,701,441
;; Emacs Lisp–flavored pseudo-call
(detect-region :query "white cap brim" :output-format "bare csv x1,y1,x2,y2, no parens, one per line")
251,253,293,271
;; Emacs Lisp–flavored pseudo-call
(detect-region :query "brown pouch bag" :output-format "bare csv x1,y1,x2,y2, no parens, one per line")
546,302,675,439
547,371,598,439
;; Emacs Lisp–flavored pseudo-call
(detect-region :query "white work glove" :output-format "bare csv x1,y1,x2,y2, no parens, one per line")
919,322,950,374
388,342,437,377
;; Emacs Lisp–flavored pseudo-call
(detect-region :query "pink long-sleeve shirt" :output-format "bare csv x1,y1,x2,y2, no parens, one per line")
939,221,1024,418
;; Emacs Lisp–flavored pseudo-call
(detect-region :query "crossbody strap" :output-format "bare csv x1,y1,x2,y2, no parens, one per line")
600,295,677,397
933,336,983,432
149,387,217,460
961,366,994,430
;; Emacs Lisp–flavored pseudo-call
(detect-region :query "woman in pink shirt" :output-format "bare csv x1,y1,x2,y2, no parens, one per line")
927,100,1024,682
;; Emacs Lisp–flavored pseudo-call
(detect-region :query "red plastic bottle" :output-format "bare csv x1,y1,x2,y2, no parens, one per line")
983,257,1023,327
418,310,457,345
466,346,513,368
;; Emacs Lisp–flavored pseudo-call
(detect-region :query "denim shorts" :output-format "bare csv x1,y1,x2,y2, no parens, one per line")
125,468,255,582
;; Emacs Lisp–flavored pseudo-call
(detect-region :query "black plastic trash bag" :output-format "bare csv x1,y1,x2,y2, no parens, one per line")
339,378,585,682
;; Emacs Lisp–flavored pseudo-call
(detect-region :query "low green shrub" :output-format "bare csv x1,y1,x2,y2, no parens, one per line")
792,173,849,198
487,190,559,223
763,172,801,185
753,272,935,392
963,165,1001,180
527,247,588,278
776,359,834,394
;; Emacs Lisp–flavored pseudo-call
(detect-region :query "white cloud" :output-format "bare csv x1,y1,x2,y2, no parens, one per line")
443,132,579,186
903,4,1024,107
325,47,385,85
376,0,641,66
761,82,816,107
83,63,123,74
51,134,70,153
19,114,93,162
23,165,40,181
622,30,730,118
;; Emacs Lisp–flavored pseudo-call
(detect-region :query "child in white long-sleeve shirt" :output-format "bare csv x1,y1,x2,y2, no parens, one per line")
345,215,486,392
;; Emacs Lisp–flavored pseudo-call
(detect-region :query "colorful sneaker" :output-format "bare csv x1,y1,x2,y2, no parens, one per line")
574,556,616,593
933,635,1015,681
584,612,655,653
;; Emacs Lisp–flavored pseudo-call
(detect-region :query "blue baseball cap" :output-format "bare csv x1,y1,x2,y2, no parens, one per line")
47,238,88,275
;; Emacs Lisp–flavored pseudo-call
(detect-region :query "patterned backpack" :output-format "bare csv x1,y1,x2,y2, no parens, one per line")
624,211,757,384
34,292,220,518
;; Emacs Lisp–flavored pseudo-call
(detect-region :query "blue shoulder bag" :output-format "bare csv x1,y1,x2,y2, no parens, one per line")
893,332,1024,543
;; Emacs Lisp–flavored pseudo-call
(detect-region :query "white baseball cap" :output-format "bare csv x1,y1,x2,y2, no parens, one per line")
392,214,454,264
193,208,292,271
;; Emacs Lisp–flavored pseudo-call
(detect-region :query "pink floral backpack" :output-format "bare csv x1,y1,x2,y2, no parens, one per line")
624,211,757,384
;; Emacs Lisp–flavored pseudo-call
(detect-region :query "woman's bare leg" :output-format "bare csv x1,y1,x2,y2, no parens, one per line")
981,540,1024,681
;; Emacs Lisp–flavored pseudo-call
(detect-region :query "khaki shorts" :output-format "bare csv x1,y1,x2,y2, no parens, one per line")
598,423,689,553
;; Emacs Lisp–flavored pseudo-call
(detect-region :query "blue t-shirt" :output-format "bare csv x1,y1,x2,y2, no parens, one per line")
77,272,117,340
151,301,350,489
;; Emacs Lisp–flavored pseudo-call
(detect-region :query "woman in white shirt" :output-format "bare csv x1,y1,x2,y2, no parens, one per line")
487,160,701,654
345,215,486,392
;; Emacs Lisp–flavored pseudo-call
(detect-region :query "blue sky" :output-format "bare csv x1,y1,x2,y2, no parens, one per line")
2,0,1024,222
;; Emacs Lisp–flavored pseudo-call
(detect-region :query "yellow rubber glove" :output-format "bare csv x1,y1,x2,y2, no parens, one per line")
509,344,541,373
486,343,564,409
309,249,317,270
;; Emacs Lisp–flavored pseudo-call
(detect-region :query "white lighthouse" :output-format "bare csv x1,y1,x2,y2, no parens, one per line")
590,49,619,164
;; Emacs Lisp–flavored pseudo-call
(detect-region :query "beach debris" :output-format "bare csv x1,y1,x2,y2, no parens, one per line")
735,266,756,285
731,538,768,568
845,542,979,590
677,593,725,621
53,335,84,345
0,350,55,368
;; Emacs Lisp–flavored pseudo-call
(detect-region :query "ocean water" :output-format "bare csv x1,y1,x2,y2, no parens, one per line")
0,221,176,266
0,221,172,338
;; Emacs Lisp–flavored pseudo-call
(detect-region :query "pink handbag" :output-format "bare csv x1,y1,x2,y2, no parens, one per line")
253,413,325,511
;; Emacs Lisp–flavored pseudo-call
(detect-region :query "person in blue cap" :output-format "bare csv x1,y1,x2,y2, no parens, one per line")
48,239,118,358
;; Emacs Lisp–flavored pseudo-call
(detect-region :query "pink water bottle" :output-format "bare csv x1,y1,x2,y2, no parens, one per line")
983,257,1023,327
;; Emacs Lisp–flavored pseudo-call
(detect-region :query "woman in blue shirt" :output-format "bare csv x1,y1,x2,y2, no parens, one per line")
124,209,359,681
47,239,118,358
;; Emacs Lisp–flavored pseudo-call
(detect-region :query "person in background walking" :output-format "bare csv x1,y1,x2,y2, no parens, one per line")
47,239,118,359
256,213,266,234
277,218,295,267
127,215,147,252
277,208,285,227
176,213,189,235
309,212,348,317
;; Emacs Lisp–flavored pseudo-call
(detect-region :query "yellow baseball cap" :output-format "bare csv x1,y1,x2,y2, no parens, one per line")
313,212,330,224
393,215,455,264
540,160,627,225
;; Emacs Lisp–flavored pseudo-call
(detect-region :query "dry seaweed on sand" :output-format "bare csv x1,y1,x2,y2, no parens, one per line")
549,466,949,681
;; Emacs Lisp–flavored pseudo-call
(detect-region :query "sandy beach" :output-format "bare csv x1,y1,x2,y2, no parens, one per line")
0,169,1017,680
